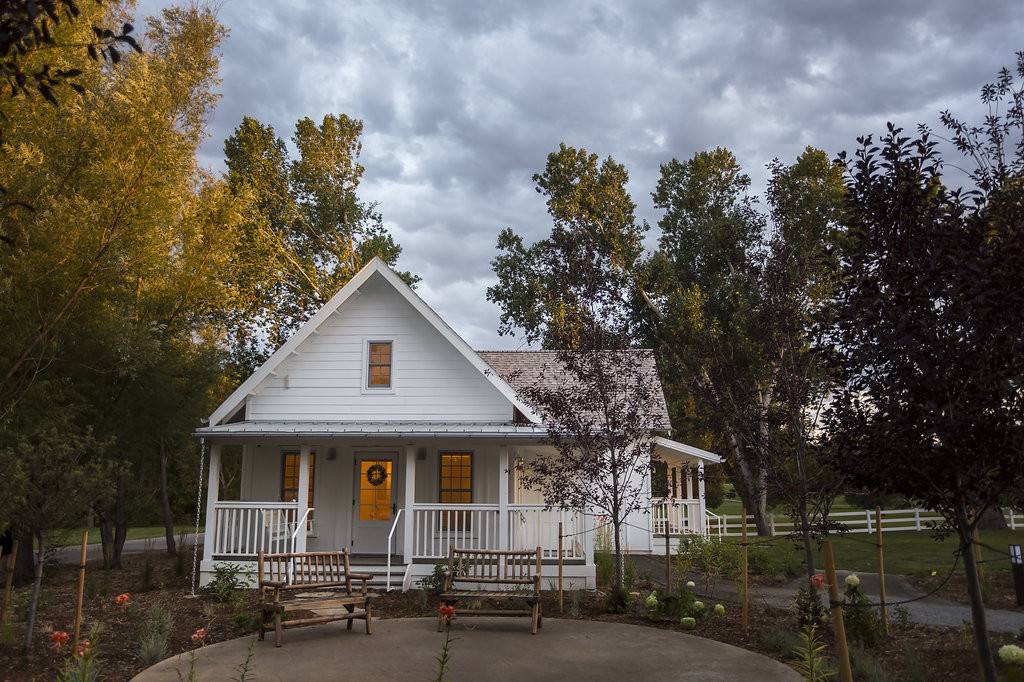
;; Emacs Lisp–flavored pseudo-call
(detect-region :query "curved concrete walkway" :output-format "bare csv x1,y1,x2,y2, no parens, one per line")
133,618,799,681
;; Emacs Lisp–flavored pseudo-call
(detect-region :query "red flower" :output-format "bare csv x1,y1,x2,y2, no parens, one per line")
75,639,91,657
50,631,70,649
115,592,131,607
191,627,206,643
439,605,455,621
810,573,826,590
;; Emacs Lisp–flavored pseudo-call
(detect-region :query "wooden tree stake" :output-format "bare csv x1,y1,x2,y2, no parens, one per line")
875,507,888,634
665,525,672,590
1,540,17,626
72,529,88,649
823,539,853,682
740,507,749,631
557,521,564,614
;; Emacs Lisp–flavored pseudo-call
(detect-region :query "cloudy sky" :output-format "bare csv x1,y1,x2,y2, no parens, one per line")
140,0,1023,349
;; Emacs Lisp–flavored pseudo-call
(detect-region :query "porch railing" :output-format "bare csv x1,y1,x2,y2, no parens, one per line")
651,498,704,536
508,505,586,560
211,501,302,557
410,503,587,560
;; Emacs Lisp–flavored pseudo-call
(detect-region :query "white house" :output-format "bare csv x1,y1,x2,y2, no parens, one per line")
195,257,721,589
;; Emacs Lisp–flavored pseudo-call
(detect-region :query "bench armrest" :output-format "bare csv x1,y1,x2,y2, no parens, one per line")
260,580,287,588
347,572,373,581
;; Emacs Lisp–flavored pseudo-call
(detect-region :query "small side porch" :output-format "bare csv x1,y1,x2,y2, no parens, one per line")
649,436,723,552
197,428,595,589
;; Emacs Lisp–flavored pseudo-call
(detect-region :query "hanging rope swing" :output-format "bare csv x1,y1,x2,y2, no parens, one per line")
190,437,206,597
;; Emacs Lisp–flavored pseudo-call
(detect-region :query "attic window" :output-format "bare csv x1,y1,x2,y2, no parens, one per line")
367,341,393,388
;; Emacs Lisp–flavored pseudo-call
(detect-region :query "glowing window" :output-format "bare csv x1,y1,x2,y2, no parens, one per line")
367,341,392,388
281,452,315,512
439,453,473,504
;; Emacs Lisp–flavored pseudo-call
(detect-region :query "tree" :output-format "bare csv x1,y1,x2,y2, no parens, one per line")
0,0,141,206
828,56,1024,682
638,148,777,534
757,148,847,583
487,143,646,348
489,144,664,598
0,388,109,650
223,114,416,369
515,348,666,600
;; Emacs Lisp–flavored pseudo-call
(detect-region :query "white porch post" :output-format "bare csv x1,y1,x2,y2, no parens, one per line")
498,445,510,551
685,465,694,499
697,461,707,536
403,445,415,561
296,445,311,553
201,443,222,567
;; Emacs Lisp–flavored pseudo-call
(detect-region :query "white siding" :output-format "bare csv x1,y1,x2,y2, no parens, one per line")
246,274,514,421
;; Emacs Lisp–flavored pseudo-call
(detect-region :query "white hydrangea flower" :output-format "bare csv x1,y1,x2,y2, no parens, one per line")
686,580,696,589
845,574,860,588
999,644,1024,666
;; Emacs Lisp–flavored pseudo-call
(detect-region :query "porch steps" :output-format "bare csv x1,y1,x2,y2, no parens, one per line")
350,562,409,590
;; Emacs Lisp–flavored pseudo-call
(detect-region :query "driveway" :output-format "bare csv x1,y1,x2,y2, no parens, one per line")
132,617,800,682
51,534,204,564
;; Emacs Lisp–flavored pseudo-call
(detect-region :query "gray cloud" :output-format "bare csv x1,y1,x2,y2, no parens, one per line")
139,0,1023,348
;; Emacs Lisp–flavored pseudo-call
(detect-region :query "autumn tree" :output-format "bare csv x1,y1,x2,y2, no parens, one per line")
828,56,1024,682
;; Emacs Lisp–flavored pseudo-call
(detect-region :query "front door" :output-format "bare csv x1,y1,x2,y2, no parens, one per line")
351,454,397,554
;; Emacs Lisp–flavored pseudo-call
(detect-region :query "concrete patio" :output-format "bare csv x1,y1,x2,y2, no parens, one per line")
132,617,800,681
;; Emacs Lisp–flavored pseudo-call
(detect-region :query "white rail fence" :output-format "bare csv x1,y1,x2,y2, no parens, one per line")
508,506,586,560
211,501,302,557
651,499,704,536
704,508,1024,538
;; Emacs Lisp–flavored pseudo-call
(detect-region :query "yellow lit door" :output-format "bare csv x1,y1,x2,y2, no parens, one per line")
352,455,396,553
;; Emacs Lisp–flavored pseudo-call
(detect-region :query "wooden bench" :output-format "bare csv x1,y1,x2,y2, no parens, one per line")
438,546,543,634
257,549,373,646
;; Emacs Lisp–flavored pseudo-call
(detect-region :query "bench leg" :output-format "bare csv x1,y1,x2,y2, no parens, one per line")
274,611,283,647
531,602,540,635
258,611,265,641
364,600,373,635
345,604,354,631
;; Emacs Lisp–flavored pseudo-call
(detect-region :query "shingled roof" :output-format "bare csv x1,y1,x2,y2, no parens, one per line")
476,349,671,428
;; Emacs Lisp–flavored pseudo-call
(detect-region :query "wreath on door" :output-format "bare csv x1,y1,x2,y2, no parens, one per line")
366,463,388,487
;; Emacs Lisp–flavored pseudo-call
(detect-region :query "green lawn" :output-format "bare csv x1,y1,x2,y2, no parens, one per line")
51,525,198,547
727,528,1024,576
710,495,861,517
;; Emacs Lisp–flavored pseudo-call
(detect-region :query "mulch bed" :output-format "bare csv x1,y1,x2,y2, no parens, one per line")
2,553,1021,681
910,569,1024,611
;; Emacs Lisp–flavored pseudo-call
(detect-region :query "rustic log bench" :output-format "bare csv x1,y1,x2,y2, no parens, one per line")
438,546,543,634
257,549,373,646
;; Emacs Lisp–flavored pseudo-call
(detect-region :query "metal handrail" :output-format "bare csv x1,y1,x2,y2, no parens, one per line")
705,509,722,539
291,507,314,543
385,508,404,591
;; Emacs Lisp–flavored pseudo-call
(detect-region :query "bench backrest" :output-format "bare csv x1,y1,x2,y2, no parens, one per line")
258,550,353,589
447,546,542,585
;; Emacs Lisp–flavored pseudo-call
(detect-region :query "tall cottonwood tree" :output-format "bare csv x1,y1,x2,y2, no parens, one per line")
829,57,1024,682
223,114,416,370
490,144,664,596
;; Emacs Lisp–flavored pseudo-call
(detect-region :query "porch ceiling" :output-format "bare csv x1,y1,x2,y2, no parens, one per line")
194,420,547,438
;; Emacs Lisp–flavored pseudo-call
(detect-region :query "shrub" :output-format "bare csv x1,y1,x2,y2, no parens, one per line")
659,586,696,620
843,579,884,648
673,535,740,596
795,586,828,630
136,605,173,666
850,644,890,682
204,563,247,603
140,553,155,592
755,627,801,659
594,551,614,589
680,616,696,630
233,610,262,632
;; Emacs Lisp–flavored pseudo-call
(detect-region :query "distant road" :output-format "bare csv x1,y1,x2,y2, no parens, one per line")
51,533,205,564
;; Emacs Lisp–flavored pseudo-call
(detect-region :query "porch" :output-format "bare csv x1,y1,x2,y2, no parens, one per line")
198,433,594,589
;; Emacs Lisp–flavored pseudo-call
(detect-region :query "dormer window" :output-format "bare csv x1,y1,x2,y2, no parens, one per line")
367,341,393,388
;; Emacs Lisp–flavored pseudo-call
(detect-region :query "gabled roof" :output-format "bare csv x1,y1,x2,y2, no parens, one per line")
477,349,671,428
207,257,541,426
653,436,722,463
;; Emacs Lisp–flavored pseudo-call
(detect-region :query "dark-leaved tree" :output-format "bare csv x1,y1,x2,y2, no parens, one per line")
829,56,1024,682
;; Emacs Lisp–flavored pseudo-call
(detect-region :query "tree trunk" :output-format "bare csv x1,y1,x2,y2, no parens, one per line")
14,529,35,586
23,532,44,652
976,505,1007,531
99,512,114,569
734,459,771,535
613,520,624,593
958,505,997,682
111,475,127,569
159,439,176,556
